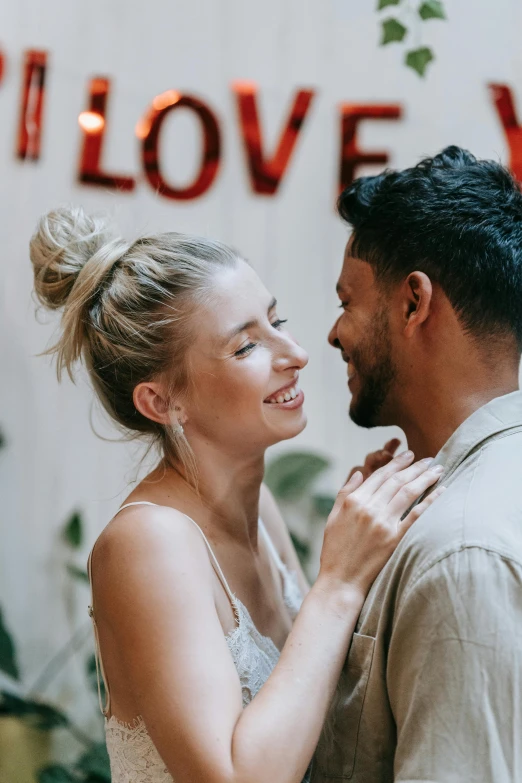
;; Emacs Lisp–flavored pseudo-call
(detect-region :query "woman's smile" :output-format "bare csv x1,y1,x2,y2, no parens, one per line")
264,374,305,409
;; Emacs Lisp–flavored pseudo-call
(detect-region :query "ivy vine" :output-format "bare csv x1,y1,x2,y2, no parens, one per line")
377,0,447,77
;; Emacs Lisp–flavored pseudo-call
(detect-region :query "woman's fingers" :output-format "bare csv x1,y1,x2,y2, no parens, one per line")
356,450,416,497
370,458,436,506
399,486,446,535
335,470,365,508
386,465,445,519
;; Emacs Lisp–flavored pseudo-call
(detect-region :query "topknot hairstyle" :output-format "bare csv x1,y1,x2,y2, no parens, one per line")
30,205,239,476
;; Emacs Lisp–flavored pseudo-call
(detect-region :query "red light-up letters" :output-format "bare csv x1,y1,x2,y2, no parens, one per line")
489,84,522,182
233,82,315,195
17,50,48,161
339,103,402,192
78,77,135,191
138,91,221,200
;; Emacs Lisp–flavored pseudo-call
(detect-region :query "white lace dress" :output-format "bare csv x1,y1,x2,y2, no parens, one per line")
88,502,309,783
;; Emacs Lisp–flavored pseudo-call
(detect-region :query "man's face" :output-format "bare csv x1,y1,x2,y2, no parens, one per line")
329,240,397,428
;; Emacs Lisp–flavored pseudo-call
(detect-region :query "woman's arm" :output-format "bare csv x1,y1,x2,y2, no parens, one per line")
93,454,444,783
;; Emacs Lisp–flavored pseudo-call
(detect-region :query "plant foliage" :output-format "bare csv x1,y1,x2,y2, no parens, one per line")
0,691,69,730
418,0,445,20
405,46,434,76
264,451,330,502
381,18,407,44
376,0,446,76
62,512,84,549
0,608,20,680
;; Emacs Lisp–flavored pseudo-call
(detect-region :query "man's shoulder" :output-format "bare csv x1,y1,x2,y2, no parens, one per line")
399,434,522,582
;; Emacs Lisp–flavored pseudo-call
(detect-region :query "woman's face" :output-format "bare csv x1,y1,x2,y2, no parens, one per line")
183,260,308,456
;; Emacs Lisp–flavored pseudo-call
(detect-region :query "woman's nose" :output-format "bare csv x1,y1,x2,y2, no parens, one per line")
274,336,308,370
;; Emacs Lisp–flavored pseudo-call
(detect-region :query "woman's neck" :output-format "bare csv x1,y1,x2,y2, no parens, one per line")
143,438,266,548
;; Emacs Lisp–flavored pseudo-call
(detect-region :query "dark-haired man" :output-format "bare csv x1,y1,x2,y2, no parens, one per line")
312,147,522,783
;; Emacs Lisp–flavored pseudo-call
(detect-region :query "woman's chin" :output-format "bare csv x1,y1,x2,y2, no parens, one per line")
272,410,308,442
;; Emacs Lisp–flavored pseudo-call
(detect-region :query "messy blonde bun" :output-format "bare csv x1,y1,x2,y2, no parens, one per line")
30,204,238,477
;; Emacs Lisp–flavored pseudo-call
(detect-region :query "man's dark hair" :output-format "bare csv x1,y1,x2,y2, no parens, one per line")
338,146,522,349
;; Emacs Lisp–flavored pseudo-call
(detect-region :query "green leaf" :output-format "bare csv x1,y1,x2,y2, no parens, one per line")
405,46,434,76
0,691,70,730
38,765,78,783
381,18,408,45
67,565,90,584
0,428,5,449
289,532,311,568
0,608,20,680
75,743,111,781
62,512,83,549
377,0,401,9
418,0,446,20
313,494,336,517
264,451,330,501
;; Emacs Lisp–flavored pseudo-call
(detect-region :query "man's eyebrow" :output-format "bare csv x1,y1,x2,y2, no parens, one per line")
221,297,277,345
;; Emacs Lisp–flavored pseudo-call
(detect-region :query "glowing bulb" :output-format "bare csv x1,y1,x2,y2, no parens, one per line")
231,80,258,95
152,90,181,111
135,116,151,140
78,111,105,133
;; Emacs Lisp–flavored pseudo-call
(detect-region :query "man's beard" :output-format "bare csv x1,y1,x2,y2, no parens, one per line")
349,307,396,429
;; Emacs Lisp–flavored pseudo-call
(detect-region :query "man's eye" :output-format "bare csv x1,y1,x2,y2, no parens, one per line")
339,302,350,309
235,342,256,357
271,319,288,329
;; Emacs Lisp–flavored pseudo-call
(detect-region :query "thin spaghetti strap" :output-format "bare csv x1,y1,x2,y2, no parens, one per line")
115,501,237,609
258,517,287,573
87,547,111,718
181,515,237,606
115,501,159,515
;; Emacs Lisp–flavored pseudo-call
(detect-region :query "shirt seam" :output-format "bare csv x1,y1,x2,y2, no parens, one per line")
397,446,521,612
398,544,522,616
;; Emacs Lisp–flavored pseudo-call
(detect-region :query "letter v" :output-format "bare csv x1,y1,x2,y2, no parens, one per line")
232,81,315,195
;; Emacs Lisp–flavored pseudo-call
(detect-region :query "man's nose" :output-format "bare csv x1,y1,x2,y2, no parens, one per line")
328,317,342,350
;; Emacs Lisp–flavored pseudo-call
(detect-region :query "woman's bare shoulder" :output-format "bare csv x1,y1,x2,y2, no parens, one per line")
89,504,215,616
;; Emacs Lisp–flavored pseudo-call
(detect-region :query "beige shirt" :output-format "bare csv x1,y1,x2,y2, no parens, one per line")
311,391,522,783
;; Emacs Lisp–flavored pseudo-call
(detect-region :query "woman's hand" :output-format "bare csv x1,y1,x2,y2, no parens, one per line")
347,437,401,481
318,451,444,598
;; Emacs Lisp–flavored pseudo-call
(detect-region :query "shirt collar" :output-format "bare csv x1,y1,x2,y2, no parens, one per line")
433,390,522,477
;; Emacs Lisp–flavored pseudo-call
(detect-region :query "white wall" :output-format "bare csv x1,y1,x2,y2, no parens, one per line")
0,0,521,724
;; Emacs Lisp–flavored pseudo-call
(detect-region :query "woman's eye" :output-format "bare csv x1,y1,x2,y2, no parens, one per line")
234,319,287,357
235,342,256,357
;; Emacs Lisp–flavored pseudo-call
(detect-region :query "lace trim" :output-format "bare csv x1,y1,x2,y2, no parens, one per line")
104,570,303,783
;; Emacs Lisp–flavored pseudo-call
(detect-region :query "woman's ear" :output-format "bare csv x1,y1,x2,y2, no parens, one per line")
402,271,433,338
133,382,172,425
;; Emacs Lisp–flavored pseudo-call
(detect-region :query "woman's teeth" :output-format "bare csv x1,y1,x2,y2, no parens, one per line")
266,385,299,404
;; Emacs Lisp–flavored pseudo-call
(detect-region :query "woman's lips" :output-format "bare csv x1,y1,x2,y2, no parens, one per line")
263,388,305,410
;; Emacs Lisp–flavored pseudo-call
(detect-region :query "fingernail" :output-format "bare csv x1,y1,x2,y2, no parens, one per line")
420,458,433,464
431,465,445,473
402,450,414,459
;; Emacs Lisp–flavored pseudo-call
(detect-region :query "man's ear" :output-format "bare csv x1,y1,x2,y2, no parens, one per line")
401,272,433,338
133,382,176,425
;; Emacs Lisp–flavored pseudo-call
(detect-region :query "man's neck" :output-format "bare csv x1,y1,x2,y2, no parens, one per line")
393,372,520,460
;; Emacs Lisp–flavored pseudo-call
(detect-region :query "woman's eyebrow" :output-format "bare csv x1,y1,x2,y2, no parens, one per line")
221,297,277,346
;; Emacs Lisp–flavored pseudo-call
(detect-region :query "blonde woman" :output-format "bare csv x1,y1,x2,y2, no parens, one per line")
30,207,444,783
